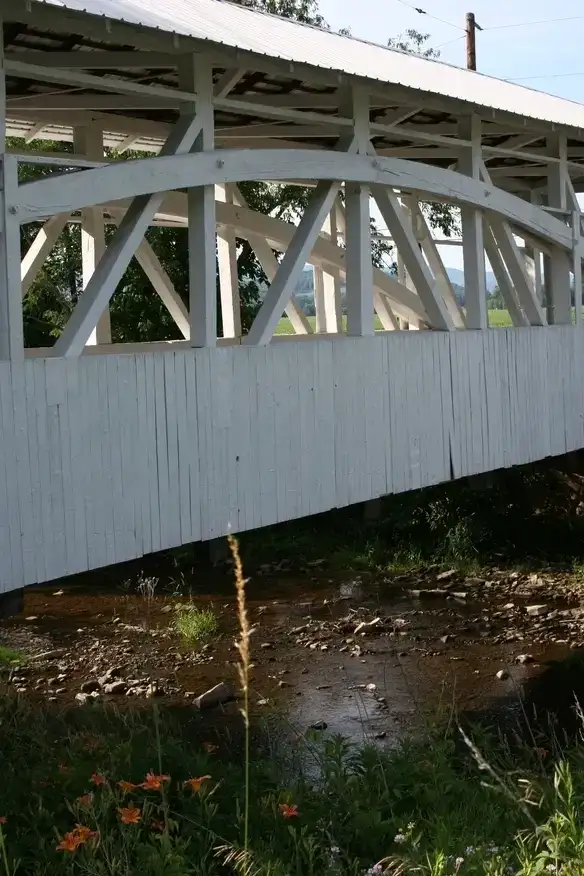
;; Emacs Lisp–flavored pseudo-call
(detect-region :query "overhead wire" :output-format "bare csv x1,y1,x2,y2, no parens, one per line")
392,0,465,33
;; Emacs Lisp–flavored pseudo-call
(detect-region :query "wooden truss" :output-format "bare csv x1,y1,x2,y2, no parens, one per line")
2,32,584,359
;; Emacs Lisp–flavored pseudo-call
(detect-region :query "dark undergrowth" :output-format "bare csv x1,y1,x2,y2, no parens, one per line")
2,694,584,875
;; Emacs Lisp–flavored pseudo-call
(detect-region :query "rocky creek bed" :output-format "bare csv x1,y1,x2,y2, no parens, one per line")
2,565,584,743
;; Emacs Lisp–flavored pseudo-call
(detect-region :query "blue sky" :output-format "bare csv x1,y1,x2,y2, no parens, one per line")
317,0,584,271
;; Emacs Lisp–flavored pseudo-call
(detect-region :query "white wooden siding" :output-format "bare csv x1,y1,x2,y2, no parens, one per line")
1,327,584,593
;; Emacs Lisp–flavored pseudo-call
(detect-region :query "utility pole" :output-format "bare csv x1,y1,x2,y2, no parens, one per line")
466,12,482,71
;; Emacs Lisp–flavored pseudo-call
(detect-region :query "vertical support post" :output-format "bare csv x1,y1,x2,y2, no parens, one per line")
459,115,487,329
343,86,373,337
180,55,217,347
573,210,583,325
0,24,23,362
545,133,571,324
74,126,111,345
216,183,241,339
314,204,342,333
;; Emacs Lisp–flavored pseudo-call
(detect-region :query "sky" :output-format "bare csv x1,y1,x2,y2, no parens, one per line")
316,0,584,271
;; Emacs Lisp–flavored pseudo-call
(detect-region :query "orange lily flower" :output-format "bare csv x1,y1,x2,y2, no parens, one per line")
118,780,139,793
57,832,83,853
203,742,218,754
279,803,299,818
0,817,6,825
90,773,106,786
183,775,211,793
141,772,170,791
73,825,98,843
76,794,93,807
118,805,141,824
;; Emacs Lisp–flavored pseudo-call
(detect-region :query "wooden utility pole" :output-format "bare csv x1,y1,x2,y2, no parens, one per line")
466,12,482,71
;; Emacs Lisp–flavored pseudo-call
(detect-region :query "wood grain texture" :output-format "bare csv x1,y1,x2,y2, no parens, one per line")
1,328,583,593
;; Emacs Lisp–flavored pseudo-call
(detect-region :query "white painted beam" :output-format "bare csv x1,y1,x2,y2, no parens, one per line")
24,121,46,143
314,203,342,333
408,198,465,329
5,59,198,104
458,115,487,329
545,133,571,324
343,86,374,337
490,217,546,325
216,183,241,339
4,51,179,68
180,54,217,348
53,111,205,357
0,155,24,360
372,185,453,331
230,184,312,334
18,150,572,251
134,240,190,338
21,214,69,296
75,126,111,345
244,179,342,345
483,221,527,327
213,68,246,99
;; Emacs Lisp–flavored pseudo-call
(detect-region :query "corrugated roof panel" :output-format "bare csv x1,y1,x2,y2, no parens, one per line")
31,0,584,132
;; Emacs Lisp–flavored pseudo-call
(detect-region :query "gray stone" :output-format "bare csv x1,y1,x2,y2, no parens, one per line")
496,669,510,680
526,604,549,617
80,679,101,693
194,681,234,709
515,654,535,664
310,721,328,731
104,680,127,695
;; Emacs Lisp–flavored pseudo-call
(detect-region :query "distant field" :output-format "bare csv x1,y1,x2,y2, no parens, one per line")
275,309,584,334
275,311,514,334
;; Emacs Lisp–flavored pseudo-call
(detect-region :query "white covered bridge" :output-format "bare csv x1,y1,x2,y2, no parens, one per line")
1,0,584,597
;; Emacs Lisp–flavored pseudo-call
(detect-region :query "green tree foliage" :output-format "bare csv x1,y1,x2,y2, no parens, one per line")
17,2,455,346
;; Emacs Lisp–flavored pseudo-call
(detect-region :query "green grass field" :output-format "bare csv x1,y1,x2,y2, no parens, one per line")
274,312,514,333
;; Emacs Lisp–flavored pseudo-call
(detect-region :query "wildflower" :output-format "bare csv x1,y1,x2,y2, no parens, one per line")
279,803,299,818
0,817,6,825
141,772,170,791
57,832,83,853
73,825,98,843
546,866,558,873
465,847,476,855
455,858,465,869
362,866,383,876
118,780,139,793
150,819,165,832
184,775,211,793
76,794,93,807
58,763,72,776
90,773,106,786
203,742,218,754
118,805,141,824
535,747,549,759
394,833,406,844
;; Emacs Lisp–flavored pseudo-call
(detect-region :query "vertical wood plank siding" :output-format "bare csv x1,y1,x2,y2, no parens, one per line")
1,327,582,593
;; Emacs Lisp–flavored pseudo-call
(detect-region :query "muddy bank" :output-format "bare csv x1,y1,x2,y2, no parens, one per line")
1,567,584,744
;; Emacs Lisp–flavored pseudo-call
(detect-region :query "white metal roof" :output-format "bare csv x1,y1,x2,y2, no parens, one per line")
27,0,584,133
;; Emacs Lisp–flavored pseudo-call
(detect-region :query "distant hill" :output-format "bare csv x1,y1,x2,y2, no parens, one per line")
446,267,497,293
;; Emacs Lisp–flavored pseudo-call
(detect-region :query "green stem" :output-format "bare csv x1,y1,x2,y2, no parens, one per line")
0,828,12,876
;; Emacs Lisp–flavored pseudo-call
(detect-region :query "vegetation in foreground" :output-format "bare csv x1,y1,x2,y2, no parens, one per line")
174,605,220,646
1,694,584,875
0,647,24,667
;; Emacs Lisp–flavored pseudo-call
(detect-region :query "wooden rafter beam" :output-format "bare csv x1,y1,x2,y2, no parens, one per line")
4,51,180,68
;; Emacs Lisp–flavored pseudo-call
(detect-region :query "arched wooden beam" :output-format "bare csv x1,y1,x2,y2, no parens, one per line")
16,149,572,250
102,194,428,324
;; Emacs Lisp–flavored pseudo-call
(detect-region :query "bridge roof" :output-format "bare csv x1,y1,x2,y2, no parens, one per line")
10,0,584,134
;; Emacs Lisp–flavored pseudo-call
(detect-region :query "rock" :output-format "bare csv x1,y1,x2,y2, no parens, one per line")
374,731,387,740
98,666,123,686
515,654,535,664
278,680,292,688
145,683,163,698
104,680,127,695
310,721,328,731
437,569,456,581
53,589,64,596
75,692,89,704
32,649,65,661
496,669,510,680
80,679,101,693
440,635,453,644
260,642,274,650
354,617,381,635
526,604,549,617
194,681,234,709
25,616,38,621
503,603,515,610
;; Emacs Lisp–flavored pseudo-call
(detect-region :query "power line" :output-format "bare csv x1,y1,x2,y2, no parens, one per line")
486,15,584,31
508,71,584,82
393,0,465,32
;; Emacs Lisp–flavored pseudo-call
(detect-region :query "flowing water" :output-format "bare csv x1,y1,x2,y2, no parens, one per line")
1,568,580,744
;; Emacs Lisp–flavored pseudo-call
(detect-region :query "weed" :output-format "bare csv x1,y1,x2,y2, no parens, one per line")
174,604,219,645
0,648,24,667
